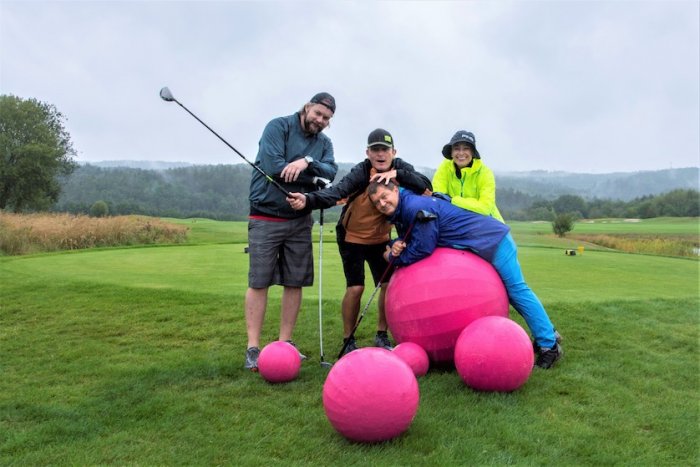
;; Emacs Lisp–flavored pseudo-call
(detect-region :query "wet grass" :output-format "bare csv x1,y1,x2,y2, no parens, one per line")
1,217,698,464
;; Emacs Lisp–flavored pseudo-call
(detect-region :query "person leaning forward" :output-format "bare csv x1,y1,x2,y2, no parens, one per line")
287,128,432,357
244,92,339,371
367,180,563,370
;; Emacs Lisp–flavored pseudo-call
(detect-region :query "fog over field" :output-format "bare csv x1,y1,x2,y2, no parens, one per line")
1,1,698,173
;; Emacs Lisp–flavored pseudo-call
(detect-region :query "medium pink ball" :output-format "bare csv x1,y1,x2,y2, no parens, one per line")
386,248,509,364
454,316,534,392
257,341,301,383
392,342,430,377
322,348,419,443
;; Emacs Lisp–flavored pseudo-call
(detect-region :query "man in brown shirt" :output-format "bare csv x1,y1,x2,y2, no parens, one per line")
287,129,432,356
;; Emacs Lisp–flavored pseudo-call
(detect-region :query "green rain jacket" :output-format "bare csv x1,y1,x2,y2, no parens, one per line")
431,158,504,222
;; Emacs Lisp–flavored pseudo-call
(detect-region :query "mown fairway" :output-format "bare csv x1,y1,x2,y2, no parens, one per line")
1,218,698,465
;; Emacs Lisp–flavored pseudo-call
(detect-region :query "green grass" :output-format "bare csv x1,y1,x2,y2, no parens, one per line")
512,217,700,236
510,217,700,251
1,218,698,465
164,217,250,244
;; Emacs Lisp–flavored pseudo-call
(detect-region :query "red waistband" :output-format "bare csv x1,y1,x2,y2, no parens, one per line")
248,215,290,222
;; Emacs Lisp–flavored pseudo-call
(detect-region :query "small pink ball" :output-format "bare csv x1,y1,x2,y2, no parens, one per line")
454,316,534,392
392,342,430,377
257,341,301,383
322,348,419,443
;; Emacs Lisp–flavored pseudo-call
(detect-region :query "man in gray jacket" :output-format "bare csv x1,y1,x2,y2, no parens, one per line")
245,92,338,371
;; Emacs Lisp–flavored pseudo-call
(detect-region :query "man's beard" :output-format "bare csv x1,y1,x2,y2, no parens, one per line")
301,112,322,135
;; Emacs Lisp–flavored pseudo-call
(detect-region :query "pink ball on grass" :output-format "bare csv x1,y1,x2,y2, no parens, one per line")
257,341,301,383
392,342,430,377
386,248,509,364
454,316,534,392
322,348,419,443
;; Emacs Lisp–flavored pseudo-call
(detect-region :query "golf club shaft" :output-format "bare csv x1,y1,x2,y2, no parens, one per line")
170,99,292,197
336,219,419,359
318,209,326,363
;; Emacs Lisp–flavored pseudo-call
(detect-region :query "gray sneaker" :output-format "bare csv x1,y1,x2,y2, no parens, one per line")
244,346,260,371
339,337,358,357
285,340,307,360
374,331,394,350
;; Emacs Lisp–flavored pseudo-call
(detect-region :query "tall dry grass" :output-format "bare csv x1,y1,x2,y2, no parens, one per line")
570,233,698,258
0,212,188,256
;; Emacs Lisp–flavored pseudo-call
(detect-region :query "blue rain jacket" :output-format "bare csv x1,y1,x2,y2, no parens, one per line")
388,189,510,265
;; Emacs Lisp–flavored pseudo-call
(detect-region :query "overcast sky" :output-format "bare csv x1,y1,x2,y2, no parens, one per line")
1,1,698,174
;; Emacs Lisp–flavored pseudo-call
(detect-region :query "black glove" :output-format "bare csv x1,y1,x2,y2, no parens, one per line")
432,192,451,202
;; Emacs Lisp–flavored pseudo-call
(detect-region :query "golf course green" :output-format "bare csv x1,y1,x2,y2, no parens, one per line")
1,217,697,464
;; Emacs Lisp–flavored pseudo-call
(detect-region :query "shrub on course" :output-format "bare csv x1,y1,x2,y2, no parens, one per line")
0,212,188,255
570,233,698,257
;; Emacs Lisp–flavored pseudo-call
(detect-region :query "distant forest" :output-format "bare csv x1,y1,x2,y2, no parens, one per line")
54,164,699,222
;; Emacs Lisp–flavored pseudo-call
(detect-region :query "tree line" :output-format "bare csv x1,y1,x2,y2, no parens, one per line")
2,94,698,221
499,189,700,221
53,164,699,221
55,164,255,220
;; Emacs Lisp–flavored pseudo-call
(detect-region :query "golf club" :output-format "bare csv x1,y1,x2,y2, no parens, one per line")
159,86,291,197
318,209,332,369
336,209,437,359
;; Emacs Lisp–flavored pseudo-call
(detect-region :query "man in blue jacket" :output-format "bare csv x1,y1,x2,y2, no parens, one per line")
245,92,339,371
367,180,563,369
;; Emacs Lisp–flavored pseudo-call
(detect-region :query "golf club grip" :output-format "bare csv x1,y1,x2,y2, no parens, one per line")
263,174,293,198
402,219,417,243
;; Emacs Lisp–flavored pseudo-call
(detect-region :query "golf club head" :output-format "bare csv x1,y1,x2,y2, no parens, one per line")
416,209,438,222
320,361,333,369
159,87,175,102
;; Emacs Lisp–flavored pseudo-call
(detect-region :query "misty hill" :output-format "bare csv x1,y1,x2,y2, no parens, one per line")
88,160,194,170
410,166,698,202
85,161,697,201
55,163,698,221
493,168,699,201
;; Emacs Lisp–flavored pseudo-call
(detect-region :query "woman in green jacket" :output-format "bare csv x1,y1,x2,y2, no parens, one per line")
432,130,504,222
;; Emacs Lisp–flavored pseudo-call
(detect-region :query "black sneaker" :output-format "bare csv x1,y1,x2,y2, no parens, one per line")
339,337,358,357
244,346,260,371
285,340,307,360
374,331,394,350
533,331,563,354
535,343,563,369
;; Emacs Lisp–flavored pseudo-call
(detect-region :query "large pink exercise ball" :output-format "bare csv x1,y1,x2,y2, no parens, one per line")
392,342,430,377
322,348,419,443
454,316,534,392
385,248,509,364
257,341,301,383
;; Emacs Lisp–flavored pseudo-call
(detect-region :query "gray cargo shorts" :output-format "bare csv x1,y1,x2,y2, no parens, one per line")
248,214,314,288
